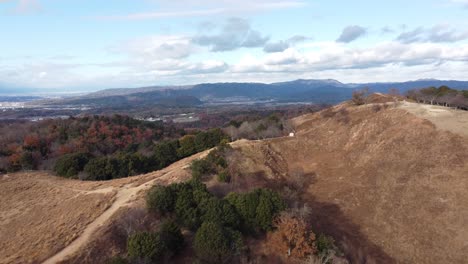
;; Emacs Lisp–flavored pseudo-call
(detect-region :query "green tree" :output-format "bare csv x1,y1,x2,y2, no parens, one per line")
159,220,184,255
175,186,202,230
256,189,287,231
153,140,179,169
190,159,214,180
193,222,243,263
54,153,90,178
84,157,111,180
226,189,286,232
20,151,37,170
199,197,240,229
177,135,197,158
127,232,164,261
146,185,176,214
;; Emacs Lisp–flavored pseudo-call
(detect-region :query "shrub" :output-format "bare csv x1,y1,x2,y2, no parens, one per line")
146,185,176,214
190,159,214,180
194,128,228,152
177,135,197,158
153,140,179,169
217,171,230,183
198,197,240,229
54,153,90,178
226,188,286,232
175,186,202,230
84,157,110,180
127,232,164,261
351,88,369,105
20,151,37,170
159,220,184,255
193,222,243,263
316,234,338,256
206,149,228,169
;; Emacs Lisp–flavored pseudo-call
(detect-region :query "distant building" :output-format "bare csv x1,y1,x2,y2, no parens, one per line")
289,132,295,137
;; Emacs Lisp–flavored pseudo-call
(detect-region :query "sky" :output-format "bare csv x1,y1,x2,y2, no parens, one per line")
1,0,468,93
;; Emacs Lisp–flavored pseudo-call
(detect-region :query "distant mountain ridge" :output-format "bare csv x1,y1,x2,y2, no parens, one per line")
41,79,468,107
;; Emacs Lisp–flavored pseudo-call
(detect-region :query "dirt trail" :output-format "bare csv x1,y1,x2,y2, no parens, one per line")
40,147,212,264
42,169,175,264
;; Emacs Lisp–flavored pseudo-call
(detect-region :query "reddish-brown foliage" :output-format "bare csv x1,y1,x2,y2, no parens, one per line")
267,212,317,259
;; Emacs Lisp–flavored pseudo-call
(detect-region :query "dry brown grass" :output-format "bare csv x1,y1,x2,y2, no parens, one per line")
0,172,115,264
227,103,468,264
0,149,206,264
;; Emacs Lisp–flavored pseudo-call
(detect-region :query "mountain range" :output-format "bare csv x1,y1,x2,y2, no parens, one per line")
33,79,468,108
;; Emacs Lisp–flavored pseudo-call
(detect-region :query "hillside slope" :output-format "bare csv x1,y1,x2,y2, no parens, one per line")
2,100,468,264
0,150,207,264
226,101,468,263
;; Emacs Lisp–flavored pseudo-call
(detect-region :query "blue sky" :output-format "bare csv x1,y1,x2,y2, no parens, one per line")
1,0,468,93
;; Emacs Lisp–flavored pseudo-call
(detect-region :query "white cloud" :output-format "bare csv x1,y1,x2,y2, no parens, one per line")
120,35,196,59
4,38,468,90
230,41,468,76
193,18,269,52
396,25,468,43
96,1,306,20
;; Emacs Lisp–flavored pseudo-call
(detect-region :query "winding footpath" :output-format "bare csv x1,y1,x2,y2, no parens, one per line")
42,169,176,264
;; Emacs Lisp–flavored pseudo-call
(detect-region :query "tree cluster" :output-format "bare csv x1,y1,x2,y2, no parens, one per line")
224,114,292,140
0,115,182,173
407,86,468,109
0,114,229,181
145,176,285,263
190,143,231,182
126,220,184,263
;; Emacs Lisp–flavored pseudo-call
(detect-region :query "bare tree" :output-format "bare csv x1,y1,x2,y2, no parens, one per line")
351,88,369,105
117,207,147,237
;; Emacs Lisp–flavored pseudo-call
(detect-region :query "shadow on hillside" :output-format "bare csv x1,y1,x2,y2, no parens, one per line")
304,196,396,264
210,168,395,263
265,173,395,264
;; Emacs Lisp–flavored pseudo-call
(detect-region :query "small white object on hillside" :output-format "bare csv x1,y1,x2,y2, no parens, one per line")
289,132,295,137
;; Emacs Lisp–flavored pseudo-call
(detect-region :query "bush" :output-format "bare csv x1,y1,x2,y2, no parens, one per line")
190,159,214,180
193,222,243,263
226,188,286,232
159,220,185,255
146,185,176,214
198,197,240,229
351,88,369,105
177,135,197,158
206,149,228,169
316,234,338,255
83,157,110,180
20,151,37,170
54,153,90,178
217,171,230,183
153,140,179,169
127,232,165,261
175,186,202,230
194,128,228,152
